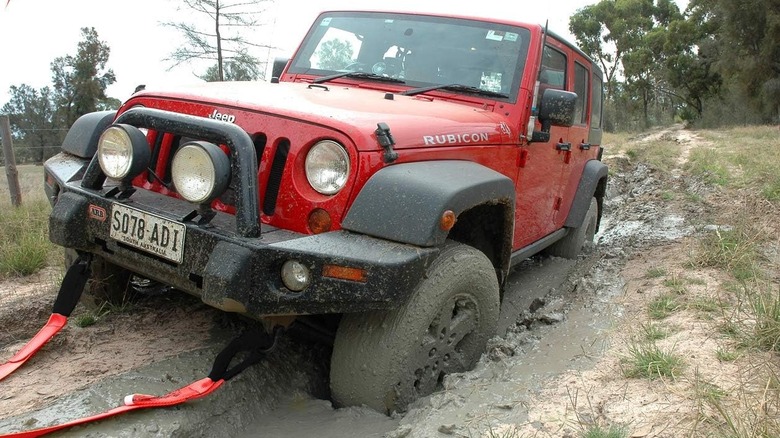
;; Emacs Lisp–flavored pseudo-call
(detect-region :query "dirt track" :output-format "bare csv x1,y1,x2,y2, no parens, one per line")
0,126,732,437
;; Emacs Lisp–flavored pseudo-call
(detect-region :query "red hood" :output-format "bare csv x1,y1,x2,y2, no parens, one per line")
132,81,516,151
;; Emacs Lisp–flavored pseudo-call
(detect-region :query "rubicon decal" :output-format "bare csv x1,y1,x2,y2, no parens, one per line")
208,109,236,123
423,132,491,146
88,204,107,222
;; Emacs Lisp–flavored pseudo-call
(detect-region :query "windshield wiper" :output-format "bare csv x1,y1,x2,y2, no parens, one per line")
401,83,508,99
312,71,405,84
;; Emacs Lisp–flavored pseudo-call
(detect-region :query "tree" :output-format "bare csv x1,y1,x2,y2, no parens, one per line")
654,17,721,119
51,27,117,128
688,0,780,122
1,85,60,163
200,51,262,81
164,0,273,82
569,0,656,99
315,39,354,71
1,27,117,163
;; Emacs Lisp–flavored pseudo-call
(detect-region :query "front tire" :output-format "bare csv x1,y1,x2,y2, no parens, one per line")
330,242,500,414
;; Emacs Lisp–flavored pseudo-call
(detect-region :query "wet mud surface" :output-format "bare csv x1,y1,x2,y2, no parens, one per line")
0,131,703,437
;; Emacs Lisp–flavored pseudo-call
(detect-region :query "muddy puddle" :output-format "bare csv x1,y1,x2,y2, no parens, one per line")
238,162,696,438
0,156,700,437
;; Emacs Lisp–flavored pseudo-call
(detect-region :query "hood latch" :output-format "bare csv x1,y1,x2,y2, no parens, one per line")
375,122,398,163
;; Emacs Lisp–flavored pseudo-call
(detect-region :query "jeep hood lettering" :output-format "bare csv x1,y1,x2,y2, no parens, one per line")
134,81,515,151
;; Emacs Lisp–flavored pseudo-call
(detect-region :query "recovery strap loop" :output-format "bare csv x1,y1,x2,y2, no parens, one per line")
0,254,90,382
0,322,282,437
1,378,224,438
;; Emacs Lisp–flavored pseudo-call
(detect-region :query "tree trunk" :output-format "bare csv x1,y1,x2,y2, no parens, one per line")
215,0,223,81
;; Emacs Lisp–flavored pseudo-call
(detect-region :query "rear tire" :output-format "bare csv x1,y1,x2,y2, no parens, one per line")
330,242,500,414
65,250,132,309
544,197,598,259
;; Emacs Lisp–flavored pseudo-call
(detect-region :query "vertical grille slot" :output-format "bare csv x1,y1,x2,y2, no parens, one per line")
253,133,267,164
147,131,164,183
262,138,290,216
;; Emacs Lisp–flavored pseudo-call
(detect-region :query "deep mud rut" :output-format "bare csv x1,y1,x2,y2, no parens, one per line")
0,126,707,437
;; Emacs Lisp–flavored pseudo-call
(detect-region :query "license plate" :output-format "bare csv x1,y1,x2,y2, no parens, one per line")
109,204,186,263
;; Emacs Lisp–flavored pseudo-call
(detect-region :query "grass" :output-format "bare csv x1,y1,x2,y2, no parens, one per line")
622,341,685,380
704,366,780,438
0,165,57,279
693,379,727,403
640,322,670,341
645,267,667,279
663,275,688,294
715,347,739,362
624,140,681,173
688,126,780,201
686,148,731,185
0,198,56,278
692,223,762,281
648,293,680,319
689,296,720,314
581,425,628,438
744,284,780,352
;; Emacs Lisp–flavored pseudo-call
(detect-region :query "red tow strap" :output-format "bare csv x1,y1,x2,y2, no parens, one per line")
1,378,224,438
0,314,67,382
0,255,280,437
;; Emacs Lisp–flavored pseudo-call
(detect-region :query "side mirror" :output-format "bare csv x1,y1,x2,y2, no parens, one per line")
271,57,290,83
530,89,578,143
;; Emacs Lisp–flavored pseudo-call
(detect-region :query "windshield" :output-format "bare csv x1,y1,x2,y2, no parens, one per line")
288,12,531,101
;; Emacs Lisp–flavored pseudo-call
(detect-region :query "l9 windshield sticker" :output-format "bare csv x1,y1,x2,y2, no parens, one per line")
486,30,505,41
505,32,519,42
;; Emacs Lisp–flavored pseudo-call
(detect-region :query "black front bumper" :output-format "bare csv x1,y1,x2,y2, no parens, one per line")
46,153,437,317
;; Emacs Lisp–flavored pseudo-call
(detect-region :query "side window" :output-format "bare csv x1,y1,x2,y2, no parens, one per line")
574,62,589,125
591,74,603,129
540,46,566,90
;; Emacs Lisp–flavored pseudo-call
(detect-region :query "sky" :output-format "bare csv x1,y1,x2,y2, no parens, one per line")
0,0,663,106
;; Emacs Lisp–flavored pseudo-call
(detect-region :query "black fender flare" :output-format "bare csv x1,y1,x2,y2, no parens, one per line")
565,159,608,230
61,111,117,158
342,161,515,248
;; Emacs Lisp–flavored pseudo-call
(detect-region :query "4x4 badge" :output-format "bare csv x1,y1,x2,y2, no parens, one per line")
88,204,107,222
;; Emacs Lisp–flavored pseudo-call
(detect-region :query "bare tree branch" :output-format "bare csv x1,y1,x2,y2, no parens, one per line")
164,0,271,81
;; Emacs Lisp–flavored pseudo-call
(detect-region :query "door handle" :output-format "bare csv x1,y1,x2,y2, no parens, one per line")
579,143,591,150
555,142,571,151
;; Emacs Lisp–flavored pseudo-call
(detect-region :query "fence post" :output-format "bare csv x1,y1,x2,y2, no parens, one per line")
0,115,22,207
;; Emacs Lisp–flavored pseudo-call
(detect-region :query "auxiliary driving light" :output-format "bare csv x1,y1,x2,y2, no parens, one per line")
97,124,150,181
171,141,231,204
281,260,311,292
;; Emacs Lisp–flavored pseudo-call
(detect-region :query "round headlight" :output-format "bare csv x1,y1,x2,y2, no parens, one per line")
171,141,231,204
97,124,149,180
305,140,350,195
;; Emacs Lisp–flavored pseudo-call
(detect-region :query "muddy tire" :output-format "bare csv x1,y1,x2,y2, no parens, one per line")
330,242,500,414
545,197,598,259
65,250,132,309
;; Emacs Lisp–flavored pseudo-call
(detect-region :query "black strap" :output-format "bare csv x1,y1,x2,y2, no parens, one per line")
52,254,92,317
208,326,283,381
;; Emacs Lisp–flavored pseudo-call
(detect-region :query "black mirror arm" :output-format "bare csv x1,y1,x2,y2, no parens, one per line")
531,119,552,143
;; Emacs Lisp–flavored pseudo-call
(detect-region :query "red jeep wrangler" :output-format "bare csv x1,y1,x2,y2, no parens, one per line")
44,10,607,414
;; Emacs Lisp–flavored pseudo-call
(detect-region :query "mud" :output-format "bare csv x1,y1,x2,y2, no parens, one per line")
0,129,703,437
